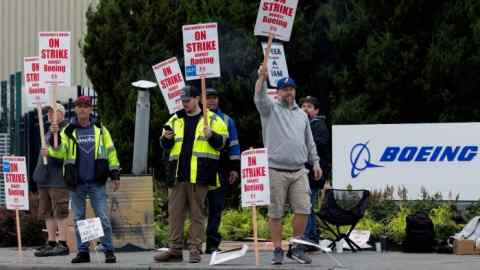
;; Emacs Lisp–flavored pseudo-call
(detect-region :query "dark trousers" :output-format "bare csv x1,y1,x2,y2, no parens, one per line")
206,184,226,249
304,186,320,243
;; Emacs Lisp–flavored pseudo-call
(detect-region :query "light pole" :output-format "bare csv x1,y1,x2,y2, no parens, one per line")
131,80,157,175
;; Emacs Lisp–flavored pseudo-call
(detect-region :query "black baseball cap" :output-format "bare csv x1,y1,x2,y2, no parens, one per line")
206,88,218,97
180,85,200,101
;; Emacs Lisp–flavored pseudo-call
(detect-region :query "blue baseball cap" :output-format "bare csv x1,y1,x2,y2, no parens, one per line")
277,77,296,90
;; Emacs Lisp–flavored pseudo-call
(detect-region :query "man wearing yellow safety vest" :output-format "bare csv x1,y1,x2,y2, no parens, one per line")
154,85,228,263
48,96,120,264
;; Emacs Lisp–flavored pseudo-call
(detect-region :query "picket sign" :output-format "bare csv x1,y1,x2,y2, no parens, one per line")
241,148,270,266
38,31,71,148
261,42,289,87
77,217,104,243
182,23,220,80
182,22,221,127
2,156,29,256
254,0,299,42
24,56,48,164
152,57,185,114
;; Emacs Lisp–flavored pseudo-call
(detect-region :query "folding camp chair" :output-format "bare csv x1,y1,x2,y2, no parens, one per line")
317,189,370,252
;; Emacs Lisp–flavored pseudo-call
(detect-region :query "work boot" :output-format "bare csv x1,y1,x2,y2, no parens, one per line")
71,252,91,263
189,248,202,263
105,251,117,263
153,249,183,262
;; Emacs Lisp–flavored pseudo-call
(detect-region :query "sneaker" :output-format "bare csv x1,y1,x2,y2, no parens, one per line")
189,248,201,263
287,245,312,264
271,247,284,265
71,252,90,263
303,244,320,252
44,245,69,256
153,249,183,262
34,244,51,253
34,245,54,257
105,251,116,263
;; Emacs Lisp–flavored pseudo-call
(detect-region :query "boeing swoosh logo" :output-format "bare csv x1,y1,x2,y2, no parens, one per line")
350,141,383,178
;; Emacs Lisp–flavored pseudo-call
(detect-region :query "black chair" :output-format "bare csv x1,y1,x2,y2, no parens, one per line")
317,189,370,252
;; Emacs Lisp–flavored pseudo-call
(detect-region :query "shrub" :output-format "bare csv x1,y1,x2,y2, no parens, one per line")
0,207,45,247
430,203,463,241
219,208,270,241
154,222,168,248
384,206,410,245
356,211,384,240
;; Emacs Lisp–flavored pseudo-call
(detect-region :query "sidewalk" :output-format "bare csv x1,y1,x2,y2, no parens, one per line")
0,247,479,270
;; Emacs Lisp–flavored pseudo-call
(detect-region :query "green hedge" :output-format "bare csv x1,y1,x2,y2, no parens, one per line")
153,187,480,247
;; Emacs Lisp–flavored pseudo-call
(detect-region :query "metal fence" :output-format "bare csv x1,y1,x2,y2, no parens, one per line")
0,133,10,205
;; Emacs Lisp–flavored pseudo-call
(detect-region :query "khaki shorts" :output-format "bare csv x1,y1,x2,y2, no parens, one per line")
38,188,69,219
268,168,311,219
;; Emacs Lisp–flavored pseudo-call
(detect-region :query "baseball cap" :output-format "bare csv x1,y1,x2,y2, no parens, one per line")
75,96,92,106
180,85,200,101
206,88,218,97
277,77,297,90
44,102,66,113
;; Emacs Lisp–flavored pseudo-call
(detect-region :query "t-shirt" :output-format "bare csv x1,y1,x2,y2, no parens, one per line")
177,113,201,182
76,124,96,184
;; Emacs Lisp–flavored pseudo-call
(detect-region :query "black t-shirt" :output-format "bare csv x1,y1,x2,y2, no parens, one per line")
177,113,201,182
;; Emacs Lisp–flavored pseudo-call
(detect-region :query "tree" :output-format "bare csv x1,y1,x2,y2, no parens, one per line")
321,0,480,123
82,0,331,173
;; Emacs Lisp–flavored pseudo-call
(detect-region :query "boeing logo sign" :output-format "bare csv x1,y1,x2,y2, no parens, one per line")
350,142,478,178
350,142,382,178
334,123,480,200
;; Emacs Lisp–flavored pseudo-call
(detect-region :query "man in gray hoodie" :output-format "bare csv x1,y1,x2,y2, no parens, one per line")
254,65,322,265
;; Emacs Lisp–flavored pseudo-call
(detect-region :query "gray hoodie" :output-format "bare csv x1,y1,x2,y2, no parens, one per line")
254,83,320,170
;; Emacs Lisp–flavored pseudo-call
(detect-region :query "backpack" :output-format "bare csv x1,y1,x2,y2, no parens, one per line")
402,211,435,253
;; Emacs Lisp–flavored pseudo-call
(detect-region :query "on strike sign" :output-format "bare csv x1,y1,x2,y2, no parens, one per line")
262,42,289,87
24,56,48,107
241,148,270,207
38,32,71,86
2,156,29,210
254,0,298,41
182,23,220,80
152,57,185,114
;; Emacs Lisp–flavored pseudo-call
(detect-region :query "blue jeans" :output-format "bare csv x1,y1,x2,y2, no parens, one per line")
304,187,320,243
71,183,114,253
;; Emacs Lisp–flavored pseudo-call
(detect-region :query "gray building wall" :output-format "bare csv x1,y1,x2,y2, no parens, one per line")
0,0,98,86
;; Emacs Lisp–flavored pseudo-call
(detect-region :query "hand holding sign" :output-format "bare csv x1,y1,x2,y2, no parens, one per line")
203,126,212,139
